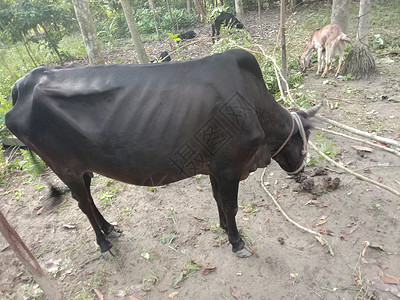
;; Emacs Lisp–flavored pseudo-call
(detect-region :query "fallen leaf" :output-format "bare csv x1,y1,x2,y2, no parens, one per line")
93,289,104,300
231,286,241,300
377,177,383,183
352,145,373,152
379,265,389,270
273,190,279,196
320,227,327,234
169,291,180,298
374,141,387,146
315,220,327,226
369,243,385,252
349,225,358,235
202,266,216,275
172,272,184,288
379,271,400,284
361,241,370,257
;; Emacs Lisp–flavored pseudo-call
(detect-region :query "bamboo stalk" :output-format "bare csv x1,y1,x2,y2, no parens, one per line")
315,127,400,157
316,115,400,149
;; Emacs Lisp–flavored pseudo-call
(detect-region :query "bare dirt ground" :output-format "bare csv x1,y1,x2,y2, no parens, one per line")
1,4,400,300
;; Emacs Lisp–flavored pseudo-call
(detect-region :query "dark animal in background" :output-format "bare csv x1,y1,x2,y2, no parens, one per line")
177,30,196,42
158,51,171,62
150,51,171,63
6,49,320,258
212,12,244,42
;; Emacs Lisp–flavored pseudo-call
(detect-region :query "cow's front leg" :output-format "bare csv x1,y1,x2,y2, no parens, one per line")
217,177,252,258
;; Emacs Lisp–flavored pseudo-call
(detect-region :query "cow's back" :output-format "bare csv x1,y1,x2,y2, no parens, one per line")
6,49,272,185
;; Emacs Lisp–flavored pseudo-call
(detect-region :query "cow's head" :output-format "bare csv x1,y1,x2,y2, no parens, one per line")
273,104,321,175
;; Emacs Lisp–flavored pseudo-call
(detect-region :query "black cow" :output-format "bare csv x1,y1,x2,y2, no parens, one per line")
6,49,320,258
177,30,196,43
212,12,244,41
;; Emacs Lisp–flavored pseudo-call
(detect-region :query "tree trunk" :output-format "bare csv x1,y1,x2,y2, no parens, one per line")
342,0,376,79
187,0,192,11
72,0,104,65
235,0,244,21
148,0,161,40
280,0,287,94
164,0,176,31
357,0,370,45
331,0,350,34
258,0,262,37
120,0,149,63
193,0,207,22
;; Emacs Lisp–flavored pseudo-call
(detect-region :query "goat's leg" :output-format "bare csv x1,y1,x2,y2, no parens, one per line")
321,48,331,78
316,48,324,75
335,45,345,77
320,51,325,74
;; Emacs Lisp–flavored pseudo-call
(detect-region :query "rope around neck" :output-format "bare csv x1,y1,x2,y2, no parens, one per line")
286,112,308,175
271,116,295,158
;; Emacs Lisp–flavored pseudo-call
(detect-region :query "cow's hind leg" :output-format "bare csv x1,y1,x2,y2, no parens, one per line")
210,175,227,230
83,173,122,239
215,176,252,258
63,173,113,253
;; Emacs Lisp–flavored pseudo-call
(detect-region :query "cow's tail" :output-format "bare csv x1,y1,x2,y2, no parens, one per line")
49,185,70,200
27,149,70,203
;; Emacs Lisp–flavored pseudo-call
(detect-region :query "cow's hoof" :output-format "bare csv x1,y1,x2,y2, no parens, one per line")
101,248,118,260
106,228,123,239
235,246,253,258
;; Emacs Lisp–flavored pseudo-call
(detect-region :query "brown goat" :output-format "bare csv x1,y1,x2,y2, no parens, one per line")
300,24,351,77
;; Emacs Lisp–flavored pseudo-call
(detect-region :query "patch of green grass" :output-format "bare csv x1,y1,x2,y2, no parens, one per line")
142,271,159,291
97,178,123,206
315,134,341,161
240,201,259,214
74,287,95,300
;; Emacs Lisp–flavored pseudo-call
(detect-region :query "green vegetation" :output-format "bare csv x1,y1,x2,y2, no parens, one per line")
308,134,340,165
97,178,123,206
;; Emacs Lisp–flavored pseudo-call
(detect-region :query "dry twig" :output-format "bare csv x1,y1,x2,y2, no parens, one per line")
260,168,334,256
